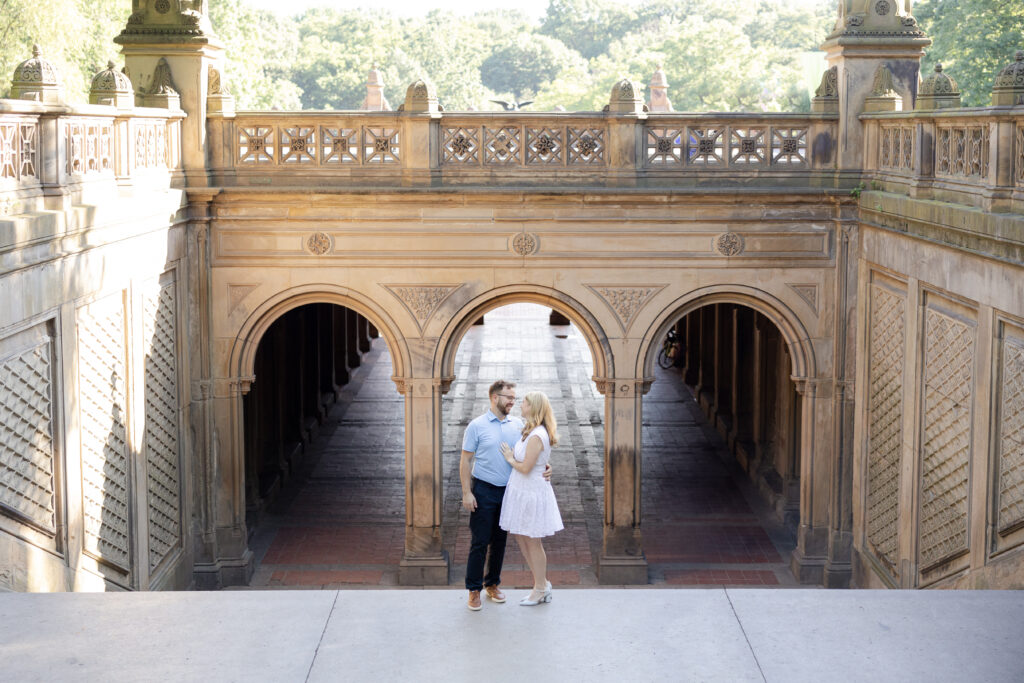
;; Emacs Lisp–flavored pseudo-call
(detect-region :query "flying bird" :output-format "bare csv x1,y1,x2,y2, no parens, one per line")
489,99,534,111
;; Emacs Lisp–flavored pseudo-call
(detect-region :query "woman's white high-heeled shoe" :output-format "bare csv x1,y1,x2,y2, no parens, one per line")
519,588,553,606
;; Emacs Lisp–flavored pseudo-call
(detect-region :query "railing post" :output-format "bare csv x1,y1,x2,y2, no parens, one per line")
400,80,439,187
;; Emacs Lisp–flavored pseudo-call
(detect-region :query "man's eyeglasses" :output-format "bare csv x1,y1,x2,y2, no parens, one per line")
496,394,518,402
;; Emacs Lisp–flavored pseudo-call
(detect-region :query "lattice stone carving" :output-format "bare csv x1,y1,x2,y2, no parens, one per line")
936,125,989,178
645,128,683,165
484,127,521,164
771,128,808,166
730,128,767,166
865,286,905,575
133,121,168,170
526,127,563,165
589,286,664,332
78,297,131,573
0,341,56,533
387,285,460,328
321,127,359,164
364,127,399,164
919,308,974,570
568,128,605,165
997,336,1024,534
143,283,181,571
687,127,725,166
442,127,480,164
280,127,316,164
0,123,16,179
238,126,274,164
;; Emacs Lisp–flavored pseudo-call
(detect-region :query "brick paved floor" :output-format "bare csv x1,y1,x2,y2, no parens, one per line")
248,304,797,589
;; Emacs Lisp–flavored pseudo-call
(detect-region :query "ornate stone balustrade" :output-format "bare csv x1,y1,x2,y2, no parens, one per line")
209,111,838,190
863,109,1024,213
0,101,184,218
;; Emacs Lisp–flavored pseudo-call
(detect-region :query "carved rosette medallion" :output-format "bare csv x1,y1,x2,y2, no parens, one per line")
306,232,332,255
511,232,539,256
385,284,462,332
714,232,744,256
154,0,171,13
875,0,890,15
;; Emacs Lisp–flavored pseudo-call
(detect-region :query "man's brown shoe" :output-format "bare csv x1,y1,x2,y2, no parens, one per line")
467,590,482,611
484,585,506,603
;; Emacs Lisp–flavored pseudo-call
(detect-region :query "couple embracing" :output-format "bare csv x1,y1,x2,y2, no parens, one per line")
460,380,563,610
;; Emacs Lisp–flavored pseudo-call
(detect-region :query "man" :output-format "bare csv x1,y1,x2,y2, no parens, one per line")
460,379,550,611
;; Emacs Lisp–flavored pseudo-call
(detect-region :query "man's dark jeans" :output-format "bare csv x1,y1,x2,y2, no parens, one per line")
465,477,508,591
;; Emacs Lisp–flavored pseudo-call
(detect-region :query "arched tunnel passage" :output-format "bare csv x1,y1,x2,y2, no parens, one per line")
642,302,801,586
242,302,405,586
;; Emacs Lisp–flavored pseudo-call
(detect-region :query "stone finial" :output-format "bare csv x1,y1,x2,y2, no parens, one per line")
864,64,903,112
361,65,391,111
647,66,672,112
811,66,839,114
9,44,65,103
992,50,1024,106
403,79,437,113
607,78,644,114
916,63,961,110
90,60,135,109
207,64,235,114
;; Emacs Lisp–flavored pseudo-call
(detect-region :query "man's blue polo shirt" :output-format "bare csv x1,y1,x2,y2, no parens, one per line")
462,409,523,487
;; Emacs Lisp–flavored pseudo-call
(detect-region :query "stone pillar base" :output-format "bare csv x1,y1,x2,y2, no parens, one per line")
192,550,254,589
823,563,852,588
399,551,449,586
789,549,826,585
598,555,648,585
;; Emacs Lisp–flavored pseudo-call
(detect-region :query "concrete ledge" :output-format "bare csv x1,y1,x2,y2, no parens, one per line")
1,589,1021,682
597,556,649,585
398,552,449,586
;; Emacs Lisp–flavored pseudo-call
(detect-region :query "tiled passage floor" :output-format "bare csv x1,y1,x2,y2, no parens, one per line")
247,304,797,588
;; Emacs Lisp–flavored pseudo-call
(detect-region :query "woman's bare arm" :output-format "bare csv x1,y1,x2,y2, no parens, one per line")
501,435,543,473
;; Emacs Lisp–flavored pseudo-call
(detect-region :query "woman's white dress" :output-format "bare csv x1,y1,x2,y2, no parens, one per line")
499,425,563,538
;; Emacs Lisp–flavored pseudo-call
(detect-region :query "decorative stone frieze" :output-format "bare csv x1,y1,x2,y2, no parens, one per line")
788,284,820,315
386,285,462,331
117,0,216,44
829,0,925,40
587,285,665,332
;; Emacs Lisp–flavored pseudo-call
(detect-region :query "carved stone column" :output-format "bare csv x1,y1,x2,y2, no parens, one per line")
345,309,361,369
596,378,649,584
396,377,450,585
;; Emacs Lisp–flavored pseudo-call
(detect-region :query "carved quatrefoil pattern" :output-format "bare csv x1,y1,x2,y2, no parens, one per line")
238,125,400,165
442,126,604,165
646,126,806,167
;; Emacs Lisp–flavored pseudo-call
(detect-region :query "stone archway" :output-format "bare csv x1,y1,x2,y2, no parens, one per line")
636,285,830,584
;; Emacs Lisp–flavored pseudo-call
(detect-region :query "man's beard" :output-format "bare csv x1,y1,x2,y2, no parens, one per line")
494,402,509,417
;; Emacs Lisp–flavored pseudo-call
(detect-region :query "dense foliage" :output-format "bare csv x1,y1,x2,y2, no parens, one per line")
2,1,1022,112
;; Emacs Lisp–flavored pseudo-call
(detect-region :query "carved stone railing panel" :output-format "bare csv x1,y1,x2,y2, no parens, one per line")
65,118,115,177
997,331,1024,537
865,283,905,578
644,123,807,168
143,281,182,573
236,122,401,166
936,124,989,179
439,122,605,167
131,118,171,171
919,306,975,571
879,124,914,173
77,294,132,577
0,117,39,184
0,337,57,535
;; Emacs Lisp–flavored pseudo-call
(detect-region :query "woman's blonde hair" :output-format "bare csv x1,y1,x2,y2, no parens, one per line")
521,391,559,446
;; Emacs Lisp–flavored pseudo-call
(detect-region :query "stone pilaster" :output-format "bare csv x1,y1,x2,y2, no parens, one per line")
596,378,648,584
396,377,450,585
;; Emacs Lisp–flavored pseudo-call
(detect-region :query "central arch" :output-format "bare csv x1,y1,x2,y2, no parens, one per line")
434,284,613,382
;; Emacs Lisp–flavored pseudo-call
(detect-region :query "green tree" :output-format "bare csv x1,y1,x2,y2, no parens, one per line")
480,34,585,101
540,0,637,60
915,0,1024,107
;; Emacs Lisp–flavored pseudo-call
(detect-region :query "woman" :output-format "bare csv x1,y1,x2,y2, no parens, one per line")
498,391,564,606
